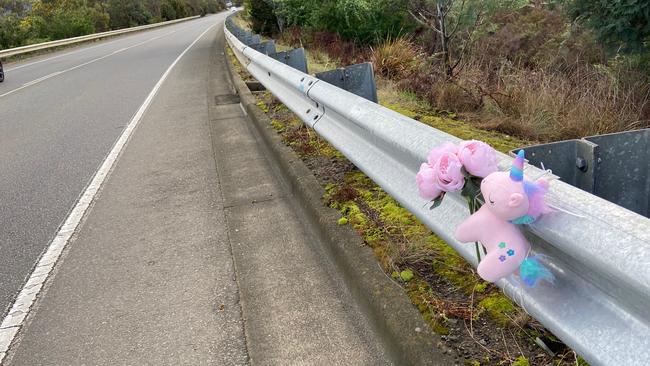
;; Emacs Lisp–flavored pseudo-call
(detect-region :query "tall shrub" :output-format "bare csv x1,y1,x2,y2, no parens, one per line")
566,0,650,54
245,0,278,35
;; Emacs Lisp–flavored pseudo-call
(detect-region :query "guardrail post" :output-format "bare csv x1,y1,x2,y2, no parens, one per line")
315,62,378,103
250,41,276,55
269,48,308,74
240,31,252,45
515,129,650,217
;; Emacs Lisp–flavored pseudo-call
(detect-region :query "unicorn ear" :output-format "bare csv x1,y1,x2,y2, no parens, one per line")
508,193,524,207
510,150,525,182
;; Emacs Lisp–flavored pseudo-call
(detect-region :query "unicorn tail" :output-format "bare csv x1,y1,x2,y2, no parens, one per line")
519,256,554,287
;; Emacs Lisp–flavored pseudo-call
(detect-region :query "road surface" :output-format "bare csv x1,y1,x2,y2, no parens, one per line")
0,14,224,319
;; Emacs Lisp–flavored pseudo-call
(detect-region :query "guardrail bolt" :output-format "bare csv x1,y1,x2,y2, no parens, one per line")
575,157,588,172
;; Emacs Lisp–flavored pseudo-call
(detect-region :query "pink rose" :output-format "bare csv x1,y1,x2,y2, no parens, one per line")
416,163,442,200
427,142,458,167
432,152,465,192
458,140,499,178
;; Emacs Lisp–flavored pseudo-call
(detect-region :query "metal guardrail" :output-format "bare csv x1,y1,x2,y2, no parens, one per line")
519,129,650,218
0,16,200,59
224,18,650,366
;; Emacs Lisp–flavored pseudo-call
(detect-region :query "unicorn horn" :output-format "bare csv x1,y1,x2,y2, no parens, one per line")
510,150,525,182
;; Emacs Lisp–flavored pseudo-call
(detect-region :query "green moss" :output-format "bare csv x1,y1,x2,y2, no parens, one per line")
256,100,269,113
466,360,481,366
474,282,488,293
511,356,529,366
405,279,449,335
478,294,517,327
337,217,348,225
325,162,524,331
400,269,414,282
307,136,341,158
270,119,285,131
426,234,478,293
225,44,249,80
337,202,385,244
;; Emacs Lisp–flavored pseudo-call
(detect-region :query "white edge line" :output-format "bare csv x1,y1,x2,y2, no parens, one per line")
0,20,219,363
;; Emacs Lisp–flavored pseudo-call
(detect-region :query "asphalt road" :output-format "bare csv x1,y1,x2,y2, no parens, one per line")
0,13,226,318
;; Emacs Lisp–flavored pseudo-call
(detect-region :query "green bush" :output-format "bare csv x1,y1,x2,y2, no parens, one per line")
268,0,414,45
106,0,152,28
0,0,215,49
0,14,26,49
245,0,278,35
566,0,650,54
161,0,177,20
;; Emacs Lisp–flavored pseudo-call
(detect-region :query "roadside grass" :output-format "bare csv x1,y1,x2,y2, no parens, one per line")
375,19,650,143
227,13,586,365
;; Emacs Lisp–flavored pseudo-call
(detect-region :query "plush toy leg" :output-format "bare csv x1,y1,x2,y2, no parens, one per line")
477,247,527,283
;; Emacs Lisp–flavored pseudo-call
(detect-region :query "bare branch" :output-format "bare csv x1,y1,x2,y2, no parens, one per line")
446,0,466,39
407,9,443,34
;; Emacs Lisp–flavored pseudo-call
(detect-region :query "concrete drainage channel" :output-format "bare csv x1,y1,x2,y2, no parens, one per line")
221,40,453,364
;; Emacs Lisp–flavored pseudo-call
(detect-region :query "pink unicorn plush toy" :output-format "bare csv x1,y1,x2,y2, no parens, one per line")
454,150,554,286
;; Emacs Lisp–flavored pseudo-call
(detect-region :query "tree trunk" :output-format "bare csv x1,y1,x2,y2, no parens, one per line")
436,1,453,77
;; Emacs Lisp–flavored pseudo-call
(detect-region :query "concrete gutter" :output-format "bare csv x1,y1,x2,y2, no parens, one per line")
224,44,453,365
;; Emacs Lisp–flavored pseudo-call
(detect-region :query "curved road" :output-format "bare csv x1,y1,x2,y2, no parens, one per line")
0,14,225,318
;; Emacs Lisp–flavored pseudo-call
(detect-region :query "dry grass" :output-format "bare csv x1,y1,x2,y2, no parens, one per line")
388,38,650,142
370,37,422,79
476,63,650,141
375,5,650,142
237,4,649,144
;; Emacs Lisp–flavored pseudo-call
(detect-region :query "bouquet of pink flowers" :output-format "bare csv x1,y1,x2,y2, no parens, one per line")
417,140,499,205
416,140,499,259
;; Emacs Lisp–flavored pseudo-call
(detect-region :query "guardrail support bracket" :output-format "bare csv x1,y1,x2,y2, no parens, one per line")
269,48,308,74
515,129,650,217
315,62,378,103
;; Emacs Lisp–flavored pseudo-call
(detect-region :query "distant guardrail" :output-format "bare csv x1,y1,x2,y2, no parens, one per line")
225,15,650,366
0,16,200,59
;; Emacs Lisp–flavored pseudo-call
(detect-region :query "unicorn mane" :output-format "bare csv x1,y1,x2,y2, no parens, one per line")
523,179,552,220
509,150,552,224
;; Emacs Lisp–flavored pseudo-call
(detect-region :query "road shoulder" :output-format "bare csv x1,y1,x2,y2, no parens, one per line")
4,24,249,366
